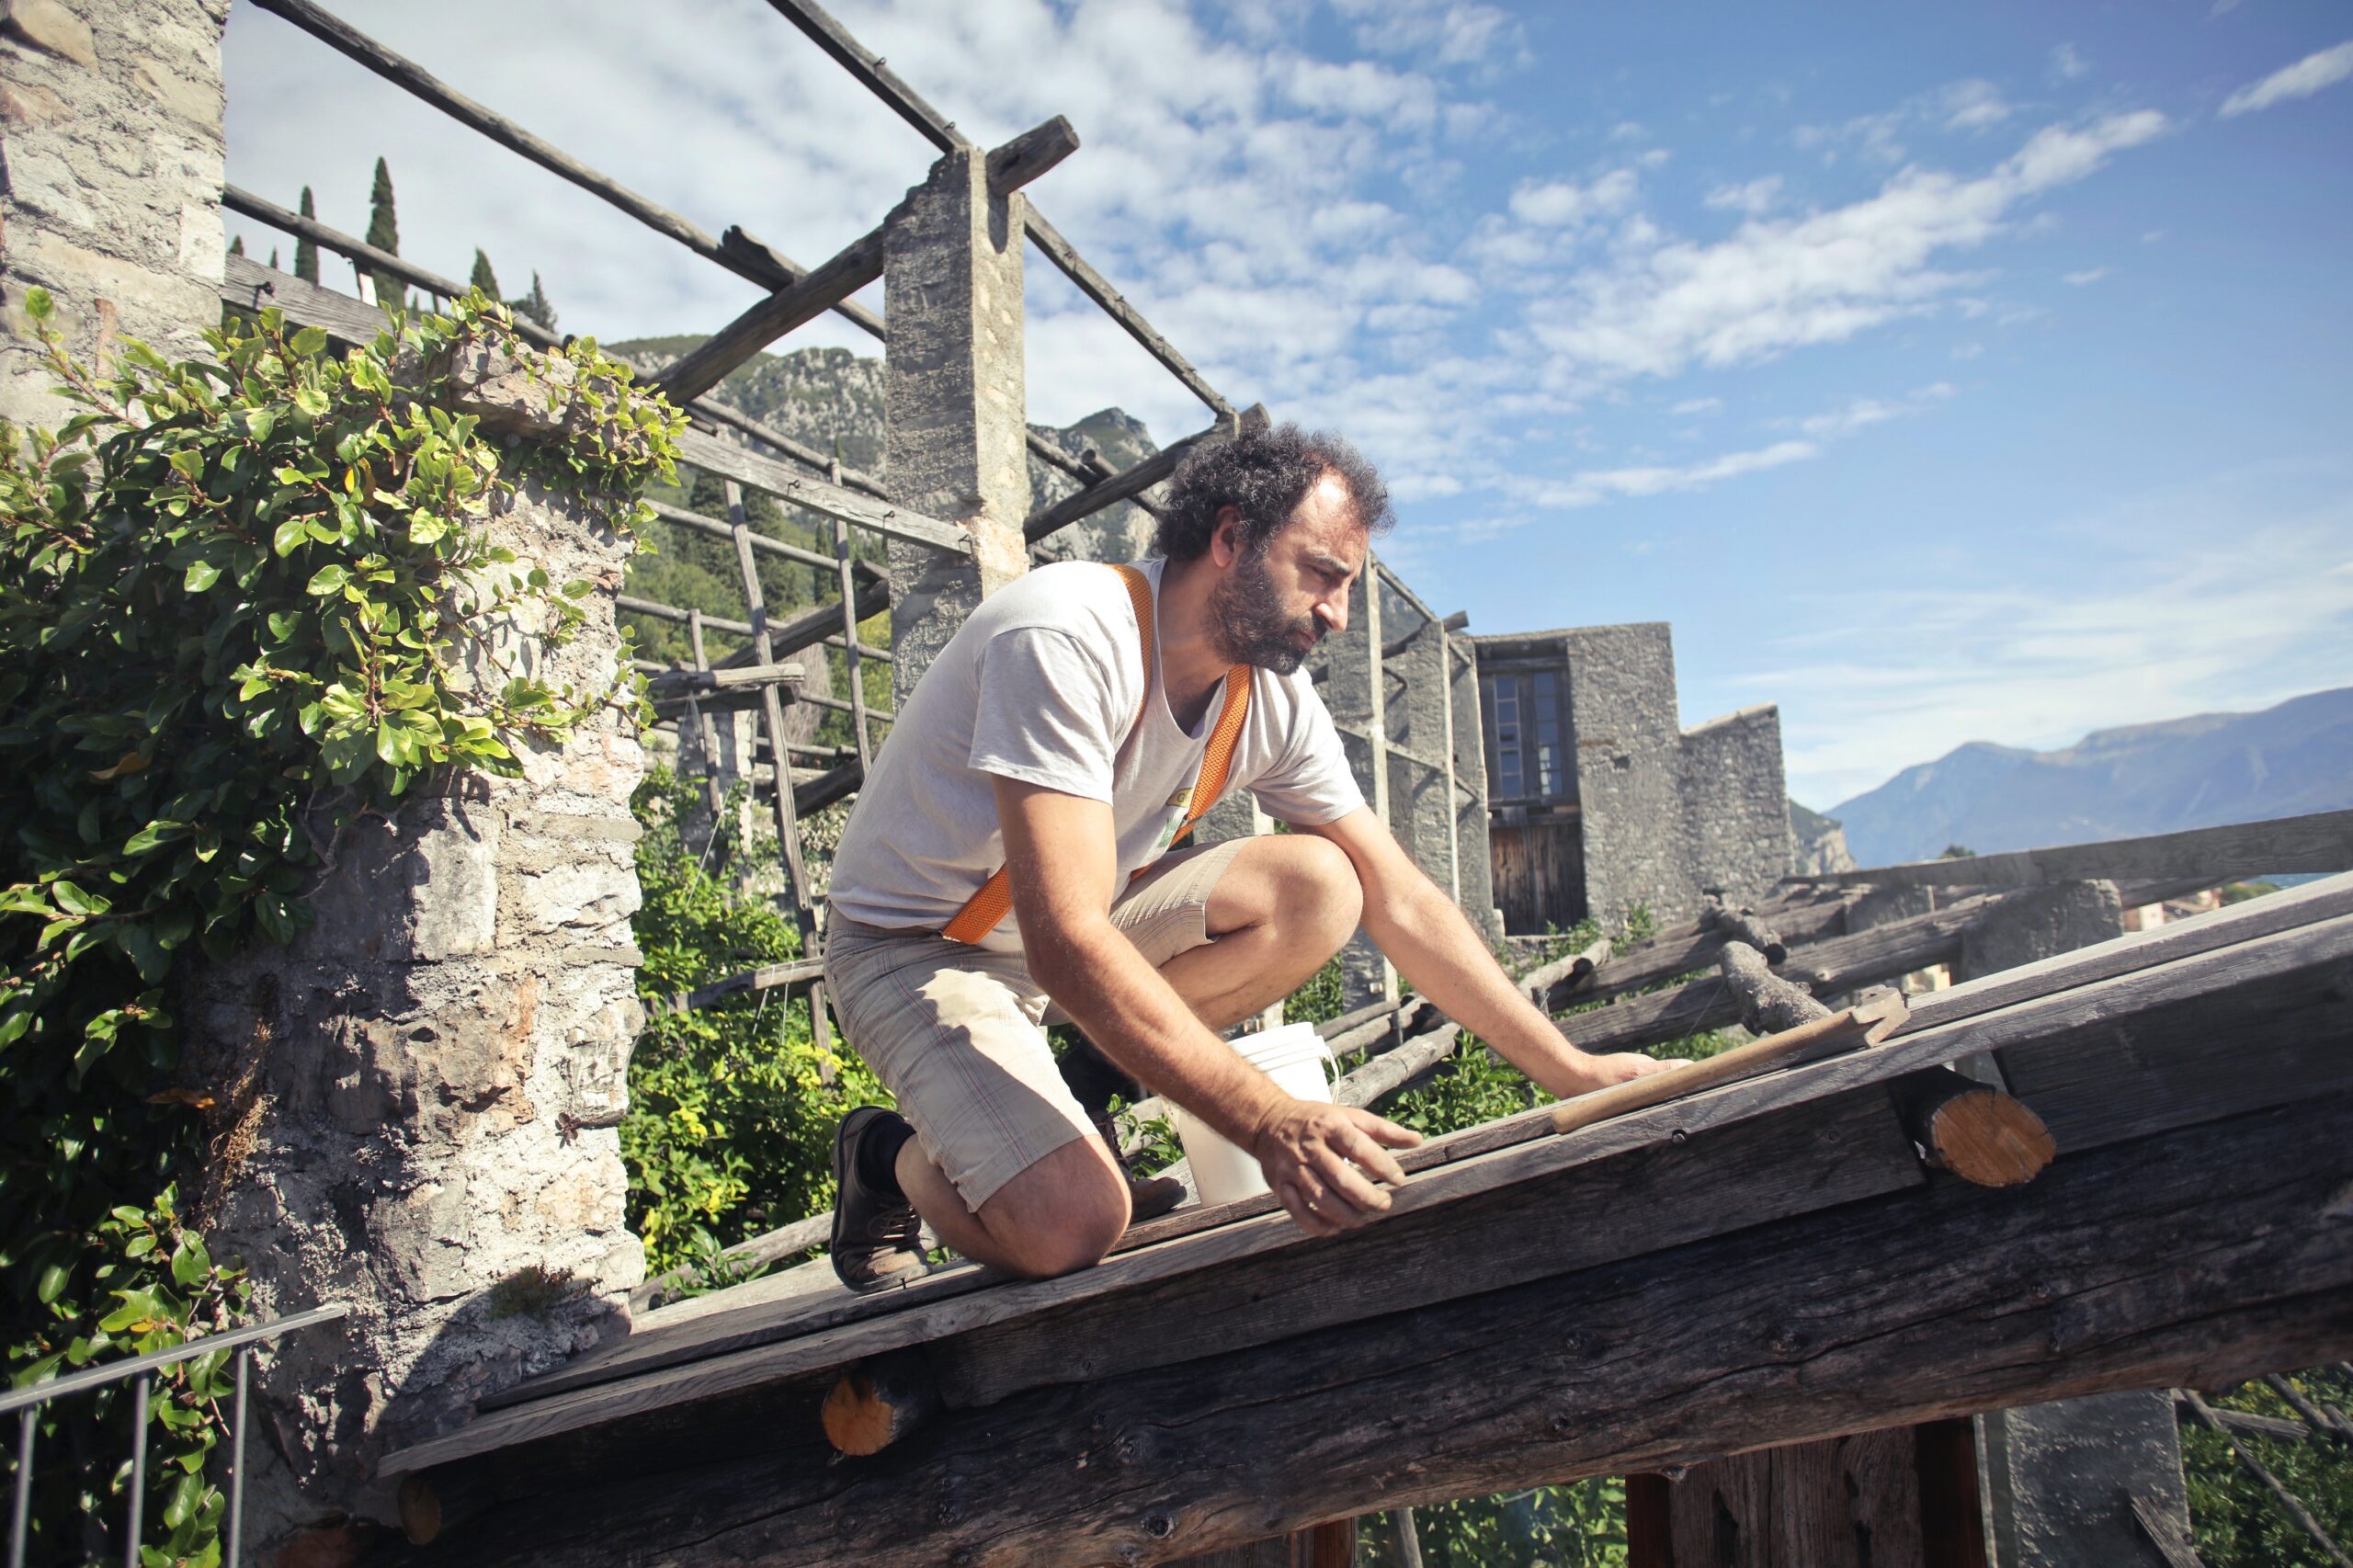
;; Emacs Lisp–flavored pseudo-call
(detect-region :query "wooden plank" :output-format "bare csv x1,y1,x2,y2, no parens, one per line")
384,1090,2353,1567
1022,208,1234,417
244,0,870,322
686,401,887,499
404,1085,1923,1474
645,498,850,575
1800,807,2353,890
1551,995,1903,1135
222,254,384,344
1023,414,1245,543
435,901,2353,1460
674,427,963,553
222,185,560,348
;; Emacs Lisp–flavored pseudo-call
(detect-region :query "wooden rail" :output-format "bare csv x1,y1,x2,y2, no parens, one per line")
1022,411,1251,542
1793,807,2353,891
244,0,881,335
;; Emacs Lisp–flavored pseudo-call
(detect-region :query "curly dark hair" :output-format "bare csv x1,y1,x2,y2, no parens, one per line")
1153,422,1393,562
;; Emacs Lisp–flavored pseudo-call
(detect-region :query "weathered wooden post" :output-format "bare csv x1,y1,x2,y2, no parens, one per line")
881,139,1033,695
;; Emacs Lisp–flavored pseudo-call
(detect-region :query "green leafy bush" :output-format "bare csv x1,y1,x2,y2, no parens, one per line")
620,767,891,1278
0,288,677,1562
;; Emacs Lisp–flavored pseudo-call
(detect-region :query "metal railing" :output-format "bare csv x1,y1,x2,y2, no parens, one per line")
3,1303,348,1568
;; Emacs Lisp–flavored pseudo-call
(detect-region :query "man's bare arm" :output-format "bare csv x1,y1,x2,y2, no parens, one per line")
994,778,1417,1236
1304,806,1678,1097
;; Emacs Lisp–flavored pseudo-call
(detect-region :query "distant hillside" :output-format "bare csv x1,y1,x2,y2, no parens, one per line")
1826,687,2353,868
606,337,1162,562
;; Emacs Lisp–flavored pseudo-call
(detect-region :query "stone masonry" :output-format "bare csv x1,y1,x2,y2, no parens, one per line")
882,142,1030,700
184,358,650,1541
0,0,229,426
1472,621,1796,931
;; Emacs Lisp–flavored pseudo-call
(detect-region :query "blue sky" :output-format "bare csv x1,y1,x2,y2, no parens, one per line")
220,0,2353,808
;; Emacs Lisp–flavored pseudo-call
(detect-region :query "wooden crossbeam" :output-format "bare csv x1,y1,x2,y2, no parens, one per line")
244,0,872,329
674,428,964,553
1022,209,1235,418
1022,412,1252,542
684,400,889,500
1794,806,2353,890
759,0,967,153
656,118,1078,405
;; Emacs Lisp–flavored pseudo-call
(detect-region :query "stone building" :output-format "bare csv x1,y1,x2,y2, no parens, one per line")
1472,620,1794,932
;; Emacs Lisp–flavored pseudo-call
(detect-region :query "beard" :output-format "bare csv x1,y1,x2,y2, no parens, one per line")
1208,549,1321,675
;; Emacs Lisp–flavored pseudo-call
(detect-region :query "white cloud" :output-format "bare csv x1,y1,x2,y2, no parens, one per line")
1793,381,1956,438
1506,169,1640,226
1703,175,1783,214
1671,396,1722,415
1516,438,1820,510
1522,111,2168,384
2050,43,2090,83
1608,119,1647,142
2220,40,2353,117
2063,267,2111,285
1328,0,1527,68
1937,79,2016,131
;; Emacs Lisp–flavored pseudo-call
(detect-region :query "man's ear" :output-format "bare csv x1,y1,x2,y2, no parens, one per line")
1210,506,1245,568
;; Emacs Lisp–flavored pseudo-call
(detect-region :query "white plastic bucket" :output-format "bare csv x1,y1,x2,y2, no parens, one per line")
1171,1022,1336,1207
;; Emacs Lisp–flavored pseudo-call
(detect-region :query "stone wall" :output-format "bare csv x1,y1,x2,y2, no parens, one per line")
1681,702,1796,907
186,366,649,1540
1,0,229,426
1558,623,1690,926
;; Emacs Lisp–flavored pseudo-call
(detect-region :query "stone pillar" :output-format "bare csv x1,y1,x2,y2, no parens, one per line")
1560,623,1692,927
1680,703,1796,908
882,143,1030,701
1317,573,1388,1010
1390,616,1460,898
188,363,649,1544
0,0,230,426
1955,881,2183,1565
1979,1392,2193,1567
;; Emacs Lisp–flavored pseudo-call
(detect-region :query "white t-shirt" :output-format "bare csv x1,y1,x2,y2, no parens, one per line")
826,558,1365,951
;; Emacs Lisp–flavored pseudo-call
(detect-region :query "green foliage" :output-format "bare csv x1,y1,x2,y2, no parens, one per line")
364,155,403,307
469,248,502,302
1283,953,1348,1028
0,286,678,1561
1938,844,1977,859
620,768,892,1277
7,1187,251,1567
2185,1371,2353,1566
2222,881,2280,905
511,271,558,335
1360,1481,1628,1567
292,187,318,286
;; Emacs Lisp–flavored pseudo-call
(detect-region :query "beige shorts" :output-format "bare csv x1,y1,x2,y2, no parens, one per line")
823,836,1251,1211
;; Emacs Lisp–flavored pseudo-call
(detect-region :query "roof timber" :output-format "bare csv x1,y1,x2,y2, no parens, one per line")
1793,804,2353,890
381,1084,2353,1566
379,875,2353,1512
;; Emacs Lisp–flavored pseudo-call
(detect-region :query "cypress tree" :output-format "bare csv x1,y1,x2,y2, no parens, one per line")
511,270,557,333
469,248,501,302
364,156,404,307
227,234,244,257
294,186,319,284
268,246,279,270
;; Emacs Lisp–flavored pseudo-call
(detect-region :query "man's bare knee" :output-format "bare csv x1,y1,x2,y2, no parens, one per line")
976,1136,1130,1280
1279,835,1362,954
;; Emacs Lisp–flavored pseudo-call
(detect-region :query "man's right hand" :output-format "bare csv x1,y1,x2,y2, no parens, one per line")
1251,1099,1422,1238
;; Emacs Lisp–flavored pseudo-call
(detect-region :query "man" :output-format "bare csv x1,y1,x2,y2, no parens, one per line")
821,424,1675,1290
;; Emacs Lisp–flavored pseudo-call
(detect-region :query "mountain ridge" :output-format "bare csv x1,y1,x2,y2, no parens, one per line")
1823,687,2353,867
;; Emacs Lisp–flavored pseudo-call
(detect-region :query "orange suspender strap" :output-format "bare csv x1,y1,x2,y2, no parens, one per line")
940,564,1252,946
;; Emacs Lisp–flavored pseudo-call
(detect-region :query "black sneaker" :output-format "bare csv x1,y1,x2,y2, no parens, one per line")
830,1108,926,1292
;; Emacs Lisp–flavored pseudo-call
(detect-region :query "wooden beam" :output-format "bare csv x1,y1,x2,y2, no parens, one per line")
1022,208,1235,417
379,1091,2353,1567
1718,937,1826,1034
820,1349,940,1457
674,428,964,553
1703,898,1787,964
1796,807,2353,891
1022,412,1249,543
644,498,858,575
244,0,870,325
684,401,888,500
658,119,1077,405
1891,1066,2055,1187
655,227,885,405
222,185,560,347
757,0,967,153
407,900,2353,1476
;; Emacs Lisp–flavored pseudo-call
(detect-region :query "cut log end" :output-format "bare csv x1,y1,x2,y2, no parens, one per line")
397,1474,441,1547
1896,1069,2055,1187
822,1350,942,1457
